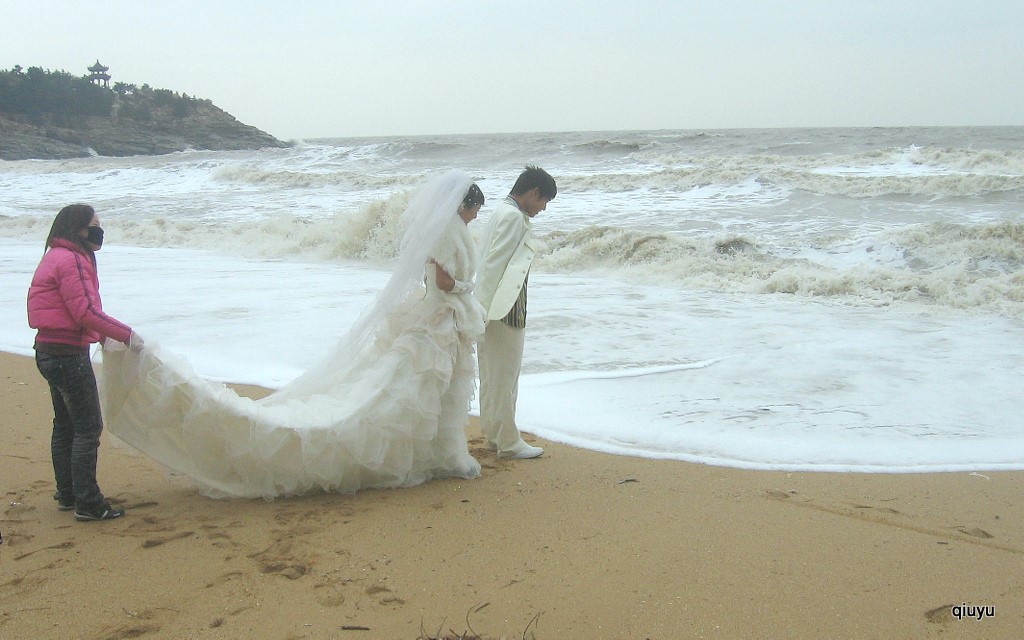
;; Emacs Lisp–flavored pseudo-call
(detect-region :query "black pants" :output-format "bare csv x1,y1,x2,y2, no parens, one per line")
35,351,106,509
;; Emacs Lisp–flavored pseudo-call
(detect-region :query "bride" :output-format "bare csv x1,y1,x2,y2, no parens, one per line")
97,170,487,499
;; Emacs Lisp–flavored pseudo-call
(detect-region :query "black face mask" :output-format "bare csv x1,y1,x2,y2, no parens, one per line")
85,226,104,248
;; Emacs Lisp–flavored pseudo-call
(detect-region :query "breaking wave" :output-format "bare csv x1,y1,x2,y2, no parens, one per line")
8,206,1020,316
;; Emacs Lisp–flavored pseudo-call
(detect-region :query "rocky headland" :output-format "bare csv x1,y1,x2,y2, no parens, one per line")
0,68,289,160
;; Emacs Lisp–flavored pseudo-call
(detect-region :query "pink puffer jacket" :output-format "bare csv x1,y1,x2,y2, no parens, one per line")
27,238,133,348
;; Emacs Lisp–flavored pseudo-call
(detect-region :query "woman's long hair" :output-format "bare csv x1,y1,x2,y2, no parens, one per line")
45,204,95,259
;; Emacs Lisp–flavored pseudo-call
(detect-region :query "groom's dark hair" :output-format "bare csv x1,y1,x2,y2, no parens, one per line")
510,165,557,200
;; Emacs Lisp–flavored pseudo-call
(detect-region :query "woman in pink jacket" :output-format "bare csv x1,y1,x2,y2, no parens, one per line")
27,204,142,522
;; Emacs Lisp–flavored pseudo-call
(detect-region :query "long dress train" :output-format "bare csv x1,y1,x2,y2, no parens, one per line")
96,182,485,499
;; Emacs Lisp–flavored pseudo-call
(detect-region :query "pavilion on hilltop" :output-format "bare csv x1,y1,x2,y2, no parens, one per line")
87,60,110,88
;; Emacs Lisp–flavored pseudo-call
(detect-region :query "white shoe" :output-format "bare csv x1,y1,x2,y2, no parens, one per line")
498,440,544,459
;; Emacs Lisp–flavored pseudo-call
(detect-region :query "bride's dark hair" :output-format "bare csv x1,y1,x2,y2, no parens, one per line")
462,183,484,208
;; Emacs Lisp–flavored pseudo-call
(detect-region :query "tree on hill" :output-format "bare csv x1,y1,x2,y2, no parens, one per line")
0,65,198,124
0,66,113,123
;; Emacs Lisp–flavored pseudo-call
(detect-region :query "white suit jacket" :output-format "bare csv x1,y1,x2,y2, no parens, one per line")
475,199,537,322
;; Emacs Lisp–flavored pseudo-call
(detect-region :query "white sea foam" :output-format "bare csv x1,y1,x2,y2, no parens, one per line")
3,127,1023,471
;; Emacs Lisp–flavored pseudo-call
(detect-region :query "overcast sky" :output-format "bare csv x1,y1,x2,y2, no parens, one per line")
4,1,1022,140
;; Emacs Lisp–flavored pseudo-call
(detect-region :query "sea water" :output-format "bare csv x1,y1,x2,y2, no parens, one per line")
2,127,1022,472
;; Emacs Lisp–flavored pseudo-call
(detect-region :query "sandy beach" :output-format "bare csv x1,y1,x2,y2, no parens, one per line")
1,350,1020,639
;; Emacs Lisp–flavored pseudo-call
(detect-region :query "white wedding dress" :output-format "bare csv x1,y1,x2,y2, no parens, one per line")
96,172,485,499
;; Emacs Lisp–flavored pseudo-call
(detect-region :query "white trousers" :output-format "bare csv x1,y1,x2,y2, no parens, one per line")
477,320,526,452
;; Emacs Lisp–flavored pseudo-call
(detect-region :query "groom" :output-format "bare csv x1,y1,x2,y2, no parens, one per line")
475,166,557,459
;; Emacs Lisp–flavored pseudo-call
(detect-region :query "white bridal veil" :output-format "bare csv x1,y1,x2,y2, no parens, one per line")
272,169,474,400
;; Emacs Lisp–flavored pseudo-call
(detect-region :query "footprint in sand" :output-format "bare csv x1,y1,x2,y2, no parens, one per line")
1,530,35,546
249,534,316,578
97,606,175,639
103,623,161,639
315,583,346,607
127,500,160,510
141,531,194,548
259,561,308,580
205,530,240,548
4,501,37,516
956,527,994,539
468,437,495,459
127,515,168,530
924,604,955,624
852,504,903,516
366,584,405,606
13,540,74,561
205,571,245,588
